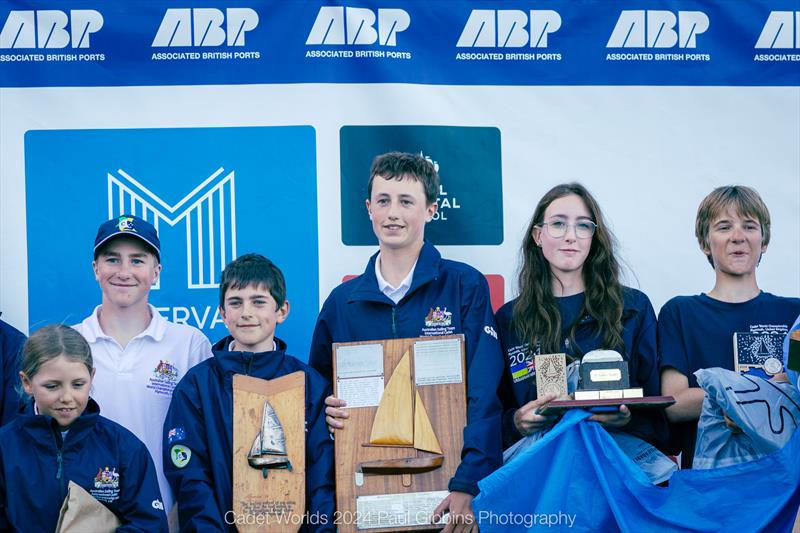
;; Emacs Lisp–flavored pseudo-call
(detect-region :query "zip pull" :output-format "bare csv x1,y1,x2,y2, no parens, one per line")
56,451,63,480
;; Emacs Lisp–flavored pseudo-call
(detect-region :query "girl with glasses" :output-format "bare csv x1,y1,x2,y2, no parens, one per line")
496,183,668,451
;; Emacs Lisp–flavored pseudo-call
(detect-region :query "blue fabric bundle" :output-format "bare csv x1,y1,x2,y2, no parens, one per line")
473,409,800,532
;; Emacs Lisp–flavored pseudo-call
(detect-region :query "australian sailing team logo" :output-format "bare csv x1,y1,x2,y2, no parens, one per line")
147,359,179,397
90,466,121,502
425,307,452,327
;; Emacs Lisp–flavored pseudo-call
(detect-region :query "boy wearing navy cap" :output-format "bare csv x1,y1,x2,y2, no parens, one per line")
73,214,212,525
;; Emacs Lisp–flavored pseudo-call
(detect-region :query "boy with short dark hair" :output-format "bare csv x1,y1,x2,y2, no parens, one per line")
659,185,800,467
73,214,212,520
310,152,503,531
163,253,334,531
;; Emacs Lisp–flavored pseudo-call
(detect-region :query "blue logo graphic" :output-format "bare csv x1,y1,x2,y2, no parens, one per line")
340,125,503,246
25,127,318,358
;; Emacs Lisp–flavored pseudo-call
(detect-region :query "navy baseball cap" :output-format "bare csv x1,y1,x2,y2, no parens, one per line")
94,215,161,260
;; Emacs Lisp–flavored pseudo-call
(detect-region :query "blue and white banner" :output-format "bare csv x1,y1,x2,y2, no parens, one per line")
0,1,798,87
1,0,798,358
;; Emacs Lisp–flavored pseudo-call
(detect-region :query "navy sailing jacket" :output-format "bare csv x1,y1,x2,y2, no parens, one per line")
163,336,334,532
0,319,25,426
0,398,167,532
309,242,504,495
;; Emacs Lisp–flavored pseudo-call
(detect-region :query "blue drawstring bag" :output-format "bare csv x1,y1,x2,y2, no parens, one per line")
474,409,800,532
693,368,800,469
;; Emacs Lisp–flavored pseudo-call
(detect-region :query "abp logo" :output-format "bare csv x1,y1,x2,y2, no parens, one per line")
755,12,799,49
0,10,102,49
306,6,409,46
607,10,709,48
25,127,319,358
152,8,259,47
457,10,561,48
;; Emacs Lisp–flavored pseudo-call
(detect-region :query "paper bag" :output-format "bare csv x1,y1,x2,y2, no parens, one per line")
54,480,122,533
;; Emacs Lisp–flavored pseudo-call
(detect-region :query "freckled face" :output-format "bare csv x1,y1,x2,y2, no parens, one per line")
366,176,437,252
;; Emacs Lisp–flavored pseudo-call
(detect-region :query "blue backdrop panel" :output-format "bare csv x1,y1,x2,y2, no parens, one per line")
340,125,503,246
24,126,319,357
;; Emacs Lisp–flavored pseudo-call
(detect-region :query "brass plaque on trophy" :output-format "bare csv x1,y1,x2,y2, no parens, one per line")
332,335,466,532
232,372,305,532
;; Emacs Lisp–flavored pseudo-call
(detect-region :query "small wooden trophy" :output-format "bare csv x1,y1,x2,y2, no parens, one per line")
333,335,466,532
538,350,674,415
232,372,305,532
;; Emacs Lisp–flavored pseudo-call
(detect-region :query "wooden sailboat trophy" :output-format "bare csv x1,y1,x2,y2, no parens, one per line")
232,372,305,532
361,350,444,474
332,335,466,533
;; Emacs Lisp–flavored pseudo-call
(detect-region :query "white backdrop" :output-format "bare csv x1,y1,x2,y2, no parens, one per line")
2,84,798,335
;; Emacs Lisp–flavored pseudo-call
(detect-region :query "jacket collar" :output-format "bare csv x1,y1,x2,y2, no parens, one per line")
211,335,288,380
20,397,101,443
348,241,441,305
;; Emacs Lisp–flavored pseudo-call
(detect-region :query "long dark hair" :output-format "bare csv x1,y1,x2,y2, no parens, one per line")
512,183,624,355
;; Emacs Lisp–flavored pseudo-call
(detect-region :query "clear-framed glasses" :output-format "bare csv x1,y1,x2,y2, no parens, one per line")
538,219,597,239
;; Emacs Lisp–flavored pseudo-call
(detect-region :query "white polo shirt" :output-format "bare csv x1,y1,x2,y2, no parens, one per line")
375,254,417,304
73,305,212,515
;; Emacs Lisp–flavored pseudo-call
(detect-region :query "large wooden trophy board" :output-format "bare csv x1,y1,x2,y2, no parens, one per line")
232,372,305,532
333,335,466,532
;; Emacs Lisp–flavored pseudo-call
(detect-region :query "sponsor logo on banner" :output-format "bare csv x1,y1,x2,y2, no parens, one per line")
339,125,503,246
305,6,412,60
754,11,800,63
24,127,319,357
151,8,261,62
456,9,563,62
0,9,104,63
606,10,711,62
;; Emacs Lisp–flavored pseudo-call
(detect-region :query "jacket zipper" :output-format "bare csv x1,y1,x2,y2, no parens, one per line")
53,430,67,501
391,307,398,338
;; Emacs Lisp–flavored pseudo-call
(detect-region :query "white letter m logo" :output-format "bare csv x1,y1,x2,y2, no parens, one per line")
107,167,236,289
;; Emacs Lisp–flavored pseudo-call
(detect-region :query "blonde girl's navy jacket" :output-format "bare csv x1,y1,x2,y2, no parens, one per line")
495,288,669,450
0,398,167,532
162,336,335,532
309,242,504,496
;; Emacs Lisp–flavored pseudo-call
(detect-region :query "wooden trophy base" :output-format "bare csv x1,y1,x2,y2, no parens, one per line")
333,335,466,533
538,395,675,416
232,372,305,532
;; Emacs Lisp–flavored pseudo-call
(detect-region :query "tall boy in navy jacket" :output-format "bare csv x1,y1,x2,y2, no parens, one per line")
309,152,503,531
163,254,334,531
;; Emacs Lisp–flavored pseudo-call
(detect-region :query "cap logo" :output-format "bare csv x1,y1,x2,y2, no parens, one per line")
117,216,136,232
